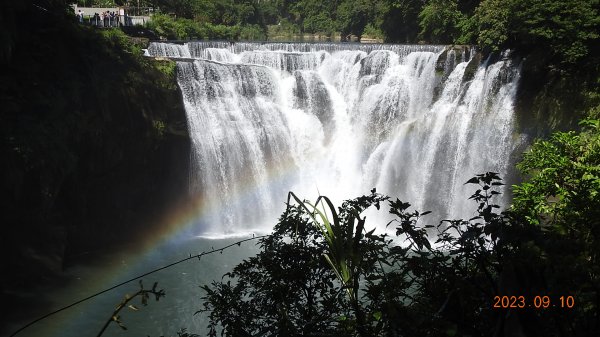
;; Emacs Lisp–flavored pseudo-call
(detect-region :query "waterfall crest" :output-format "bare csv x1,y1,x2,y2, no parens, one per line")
148,42,520,235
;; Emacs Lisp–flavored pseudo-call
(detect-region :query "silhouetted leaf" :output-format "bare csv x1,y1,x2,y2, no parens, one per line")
465,177,479,184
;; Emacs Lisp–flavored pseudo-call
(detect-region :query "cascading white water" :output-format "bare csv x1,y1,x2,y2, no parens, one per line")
148,42,520,235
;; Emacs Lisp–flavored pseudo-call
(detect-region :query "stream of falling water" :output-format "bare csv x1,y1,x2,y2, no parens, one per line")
148,42,521,235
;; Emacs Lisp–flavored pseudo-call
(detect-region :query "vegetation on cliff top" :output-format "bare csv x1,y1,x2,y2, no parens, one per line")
132,1,599,68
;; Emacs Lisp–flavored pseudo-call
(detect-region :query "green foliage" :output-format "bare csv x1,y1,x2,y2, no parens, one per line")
303,12,336,36
473,0,512,51
208,24,239,40
282,0,337,35
139,0,600,70
512,119,600,302
418,0,465,44
287,191,389,305
154,57,177,77
513,119,600,228
153,0,202,18
267,19,302,39
146,13,198,39
336,0,374,39
379,0,423,43
475,0,600,66
257,0,278,25
85,0,118,7
145,13,265,40
76,0,123,7
153,0,265,27
201,159,600,336
100,28,143,55
362,23,383,40
507,120,600,336
454,12,478,45
238,24,267,40
518,0,599,65
199,200,353,336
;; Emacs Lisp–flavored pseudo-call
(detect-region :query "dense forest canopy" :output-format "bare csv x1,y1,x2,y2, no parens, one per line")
78,0,600,62
77,0,600,68
65,1,600,73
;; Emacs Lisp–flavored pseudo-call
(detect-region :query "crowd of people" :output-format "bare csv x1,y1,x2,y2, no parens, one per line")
77,9,126,28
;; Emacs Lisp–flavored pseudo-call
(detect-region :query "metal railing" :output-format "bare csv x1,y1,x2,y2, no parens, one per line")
78,14,150,27
85,15,121,27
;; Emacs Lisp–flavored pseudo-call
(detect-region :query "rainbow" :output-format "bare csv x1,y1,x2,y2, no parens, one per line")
25,154,321,337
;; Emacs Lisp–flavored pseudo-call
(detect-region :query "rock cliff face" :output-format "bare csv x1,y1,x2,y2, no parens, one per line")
0,4,190,299
435,46,598,140
514,54,598,138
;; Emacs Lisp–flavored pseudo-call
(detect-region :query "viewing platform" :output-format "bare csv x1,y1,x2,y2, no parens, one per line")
72,5,152,27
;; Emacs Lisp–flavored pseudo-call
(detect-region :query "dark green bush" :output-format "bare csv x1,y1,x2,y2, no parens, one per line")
201,154,600,337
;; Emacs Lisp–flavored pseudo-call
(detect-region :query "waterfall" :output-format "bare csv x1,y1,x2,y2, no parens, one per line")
148,42,520,235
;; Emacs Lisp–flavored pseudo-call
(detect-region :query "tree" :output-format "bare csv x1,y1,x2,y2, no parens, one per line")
199,199,354,336
201,155,600,336
199,178,508,336
379,0,423,43
418,0,465,43
510,119,600,331
336,0,374,40
475,0,600,65
514,0,600,65
303,12,336,35
283,0,339,34
256,0,279,25
152,0,200,18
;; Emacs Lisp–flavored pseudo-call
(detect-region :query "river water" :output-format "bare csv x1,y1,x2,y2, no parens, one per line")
7,236,262,337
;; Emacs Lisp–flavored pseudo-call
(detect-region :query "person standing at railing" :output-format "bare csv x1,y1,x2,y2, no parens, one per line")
119,8,125,27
